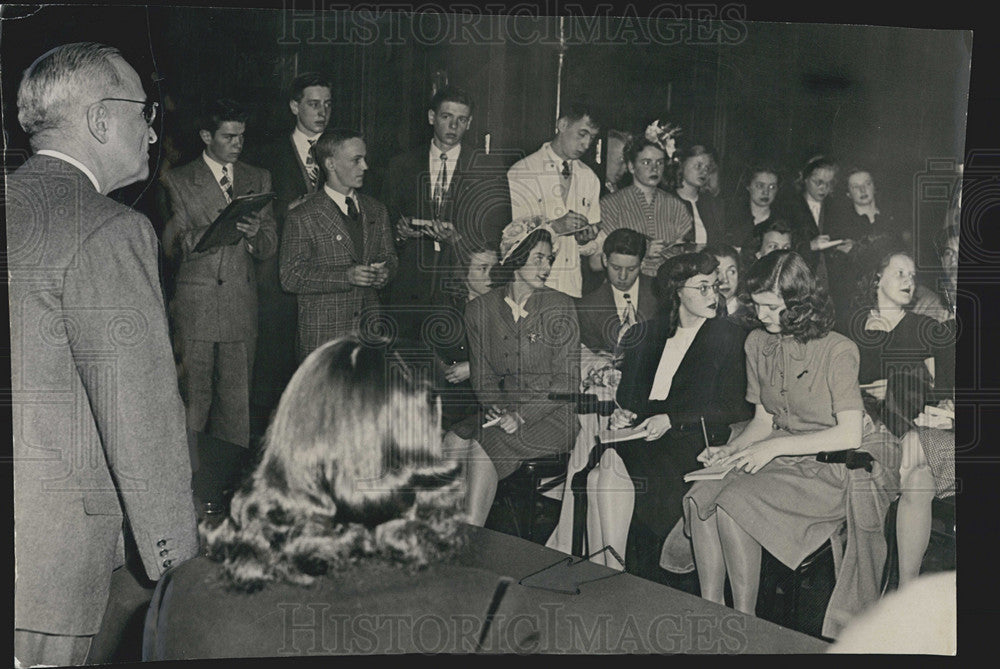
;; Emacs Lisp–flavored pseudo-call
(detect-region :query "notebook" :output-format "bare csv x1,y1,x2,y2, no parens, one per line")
683,462,735,482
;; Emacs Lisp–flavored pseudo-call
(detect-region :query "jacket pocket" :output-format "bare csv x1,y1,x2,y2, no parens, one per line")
83,493,123,516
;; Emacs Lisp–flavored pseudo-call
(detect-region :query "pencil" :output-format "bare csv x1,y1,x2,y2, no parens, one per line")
700,416,710,448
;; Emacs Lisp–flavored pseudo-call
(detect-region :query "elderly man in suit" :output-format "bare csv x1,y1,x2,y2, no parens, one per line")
280,128,398,360
507,100,605,299
247,73,332,431
8,42,199,667
577,228,658,354
160,98,277,456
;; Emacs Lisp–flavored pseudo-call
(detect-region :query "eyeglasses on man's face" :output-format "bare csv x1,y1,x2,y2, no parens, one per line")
99,98,158,125
681,283,720,296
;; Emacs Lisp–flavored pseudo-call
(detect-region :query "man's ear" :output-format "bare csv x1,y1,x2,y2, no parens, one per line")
87,102,111,144
289,99,299,117
601,252,609,269
555,117,568,135
427,109,436,126
199,129,212,147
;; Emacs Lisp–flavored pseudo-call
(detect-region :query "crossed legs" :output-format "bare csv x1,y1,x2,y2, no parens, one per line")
897,429,936,586
443,431,498,526
688,500,762,614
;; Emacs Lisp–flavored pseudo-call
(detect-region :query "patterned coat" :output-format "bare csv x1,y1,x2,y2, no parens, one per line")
279,190,398,360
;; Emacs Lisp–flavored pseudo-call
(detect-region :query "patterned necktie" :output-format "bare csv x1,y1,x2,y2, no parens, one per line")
345,196,359,222
432,152,448,220
560,160,572,205
219,165,233,203
618,293,636,343
305,138,318,188
561,160,572,179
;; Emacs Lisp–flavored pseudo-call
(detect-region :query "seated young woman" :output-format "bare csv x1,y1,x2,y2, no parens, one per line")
447,216,581,526
684,250,865,615
586,251,751,579
143,337,531,658
844,250,955,438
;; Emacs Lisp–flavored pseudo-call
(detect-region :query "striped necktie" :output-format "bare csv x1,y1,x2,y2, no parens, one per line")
305,139,318,188
219,165,233,203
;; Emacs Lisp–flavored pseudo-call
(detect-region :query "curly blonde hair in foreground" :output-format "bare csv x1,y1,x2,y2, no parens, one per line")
202,337,467,592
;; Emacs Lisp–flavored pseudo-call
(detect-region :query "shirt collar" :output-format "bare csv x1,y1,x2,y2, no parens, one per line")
429,142,462,163
36,150,101,192
610,284,639,317
323,184,356,213
292,127,320,156
543,142,573,170
504,295,531,323
202,151,233,180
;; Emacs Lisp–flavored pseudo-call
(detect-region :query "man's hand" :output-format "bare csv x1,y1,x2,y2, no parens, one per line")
574,224,598,245
429,219,458,243
236,216,260,239
395,216,422,240
346,264,380,287
444,361,470,384
647,238,669,258
550,210,589,236
810,234,831,251
835,239,855,254
370,261,390,288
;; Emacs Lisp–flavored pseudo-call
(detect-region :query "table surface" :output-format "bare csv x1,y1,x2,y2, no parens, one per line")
460,525,830,654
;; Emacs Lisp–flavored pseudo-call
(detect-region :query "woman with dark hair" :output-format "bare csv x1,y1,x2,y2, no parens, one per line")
144,337,516,657
727,165,780,251
447,216,581,526
672,144,727,247
585,251,750,578
600,130,692,277
684,250,865,615
846,250,955,437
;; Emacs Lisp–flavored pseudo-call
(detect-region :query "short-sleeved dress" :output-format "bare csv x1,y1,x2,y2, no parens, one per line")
463,287,581,479
684,328,864,570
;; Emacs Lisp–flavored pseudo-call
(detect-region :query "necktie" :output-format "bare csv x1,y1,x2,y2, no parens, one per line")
345,196,359,222
618,293,636,343
219,165,233,202
560,160,572,205
433,152,448,218
561,160,572,179
305,138,318,188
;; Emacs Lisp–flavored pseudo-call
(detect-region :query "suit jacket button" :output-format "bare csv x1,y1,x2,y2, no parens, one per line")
162,559,173,568
159,549,169,557
218,279,225,285
157,539,167,547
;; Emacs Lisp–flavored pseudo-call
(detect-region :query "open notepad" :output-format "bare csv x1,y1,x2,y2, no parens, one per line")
683,463,735,482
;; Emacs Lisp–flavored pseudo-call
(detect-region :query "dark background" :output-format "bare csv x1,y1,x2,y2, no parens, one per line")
2,0,998,653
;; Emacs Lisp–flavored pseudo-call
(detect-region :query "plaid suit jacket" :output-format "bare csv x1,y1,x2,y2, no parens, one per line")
279,189,398,359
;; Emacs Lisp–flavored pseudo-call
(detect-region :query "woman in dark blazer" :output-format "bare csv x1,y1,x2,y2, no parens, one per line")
671,144,728,247
589,251,751,579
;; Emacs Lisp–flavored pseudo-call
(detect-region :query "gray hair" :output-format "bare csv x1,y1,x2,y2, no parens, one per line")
17,42,125,137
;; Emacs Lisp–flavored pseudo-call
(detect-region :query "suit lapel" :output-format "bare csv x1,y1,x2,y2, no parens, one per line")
192,159,229,219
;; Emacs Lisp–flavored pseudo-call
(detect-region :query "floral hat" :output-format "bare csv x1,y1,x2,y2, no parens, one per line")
499,215,551,264
644,119,682,158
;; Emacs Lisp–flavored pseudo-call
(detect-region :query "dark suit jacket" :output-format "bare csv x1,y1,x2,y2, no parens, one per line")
9,154,198,635
576,275,658,354
160,157,277,343
246,134,314,406
616,315,751,436
777,192,834,271
381,144,511,341
280,190,398,360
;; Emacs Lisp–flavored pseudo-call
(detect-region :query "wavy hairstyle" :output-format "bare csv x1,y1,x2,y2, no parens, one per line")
849,249,915,314
669,143,716,191
202,337,466,592
489,227,552,288
742,250,834,343
654,251,720,339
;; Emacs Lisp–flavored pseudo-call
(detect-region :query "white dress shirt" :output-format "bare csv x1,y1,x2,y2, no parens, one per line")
806,194,823,227
428,142,462,198
324,184,357,217
292,127,321,168
611,283,640,323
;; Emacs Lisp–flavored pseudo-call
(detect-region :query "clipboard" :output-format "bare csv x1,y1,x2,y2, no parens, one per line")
193,192,276,252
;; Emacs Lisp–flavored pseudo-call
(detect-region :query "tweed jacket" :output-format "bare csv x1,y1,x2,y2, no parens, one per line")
8,154,199,635
160,157,277,343
576,275,658,354
280,189,398,359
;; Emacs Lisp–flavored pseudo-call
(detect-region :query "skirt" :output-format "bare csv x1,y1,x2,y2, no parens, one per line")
917,427,956,499
684,454,850,570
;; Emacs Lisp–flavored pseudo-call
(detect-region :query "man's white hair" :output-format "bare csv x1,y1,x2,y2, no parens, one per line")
17,42,125,138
